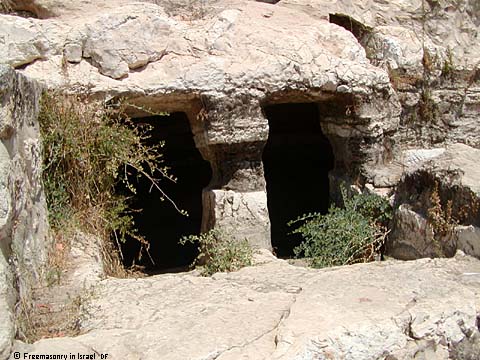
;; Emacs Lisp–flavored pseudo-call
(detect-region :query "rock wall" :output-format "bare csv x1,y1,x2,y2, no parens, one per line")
387,144,480,260
0,0,478,257
0,65,48,359
0,1,479,358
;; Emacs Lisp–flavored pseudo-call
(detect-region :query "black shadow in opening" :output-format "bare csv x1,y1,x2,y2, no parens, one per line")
262,103,334,257
118,112,212,273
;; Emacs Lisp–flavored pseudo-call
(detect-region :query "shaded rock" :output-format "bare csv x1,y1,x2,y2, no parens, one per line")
0,256,14,360
0,66,48,360
388,143,480,260
202,190,271,249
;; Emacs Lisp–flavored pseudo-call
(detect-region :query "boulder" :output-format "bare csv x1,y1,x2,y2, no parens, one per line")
388,144,480,260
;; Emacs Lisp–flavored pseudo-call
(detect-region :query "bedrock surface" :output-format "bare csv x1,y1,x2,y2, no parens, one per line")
10,251,480,360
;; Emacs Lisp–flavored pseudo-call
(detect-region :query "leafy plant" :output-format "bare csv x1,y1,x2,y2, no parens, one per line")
39,91,175,274
289,186,392,268
180,229,253,276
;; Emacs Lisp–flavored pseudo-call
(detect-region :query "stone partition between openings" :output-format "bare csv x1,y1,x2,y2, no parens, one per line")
189,88,399,252
192,95,271,250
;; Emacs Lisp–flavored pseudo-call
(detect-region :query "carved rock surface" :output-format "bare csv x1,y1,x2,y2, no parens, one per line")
10,251,480,359
2,0,389,100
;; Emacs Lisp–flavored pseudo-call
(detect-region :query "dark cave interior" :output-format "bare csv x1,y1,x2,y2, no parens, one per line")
118,112,211,272
262,103,335,257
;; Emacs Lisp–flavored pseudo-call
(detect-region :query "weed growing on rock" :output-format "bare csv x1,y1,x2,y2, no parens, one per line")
289,186,392,268
441,46,455,80
427,181,456,255
180,229,253,276
425,179,480,256
0,0,12,14
418,86,438,123
39,91,175,275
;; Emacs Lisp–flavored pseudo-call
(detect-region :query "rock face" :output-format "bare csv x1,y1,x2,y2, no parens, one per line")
1,0,477,252
387,143,480,260
1,0,404,249
9,251,480,359
0,66,48,360
0,0,479,359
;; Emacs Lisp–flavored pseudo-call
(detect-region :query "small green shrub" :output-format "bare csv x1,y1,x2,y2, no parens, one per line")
180,229,253,276
39,91,174,274
289,187,392,268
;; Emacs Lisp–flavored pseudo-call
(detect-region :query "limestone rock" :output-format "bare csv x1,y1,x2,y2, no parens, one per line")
457,225,480,258
202,190,271,249
431,143,480,196
0,66,48,360
0,256,14,360
10,254,480,359
282,0,480,70
80,4,181,79
68,232,104,287
0,14,66,68
387,143,480,260
7,0,389,96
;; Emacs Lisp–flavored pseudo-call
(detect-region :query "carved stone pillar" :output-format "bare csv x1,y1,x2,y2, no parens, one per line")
191,96,271,250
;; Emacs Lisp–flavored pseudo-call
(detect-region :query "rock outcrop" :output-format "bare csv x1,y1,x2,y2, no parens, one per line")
9,251,480,359
0,1,479,358
387,143,480,260
0,66,48,360
1,0,404,248
1,0,477,251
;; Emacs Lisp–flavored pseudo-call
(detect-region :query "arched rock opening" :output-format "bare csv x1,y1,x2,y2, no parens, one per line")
262,103,334,257
119,112,212,272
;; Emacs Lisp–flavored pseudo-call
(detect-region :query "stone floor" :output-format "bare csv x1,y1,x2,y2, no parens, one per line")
10,250,480,359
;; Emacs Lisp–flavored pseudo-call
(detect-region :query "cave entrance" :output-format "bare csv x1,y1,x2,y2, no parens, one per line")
262,103,334,258
119,112,211,273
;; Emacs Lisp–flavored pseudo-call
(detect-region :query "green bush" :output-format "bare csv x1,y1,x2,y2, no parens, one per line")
39,92,174,273
289,187,392,268
180,229,253,276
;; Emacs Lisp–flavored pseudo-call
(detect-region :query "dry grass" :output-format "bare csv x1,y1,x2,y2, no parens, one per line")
15,278,93,343
0,0,13,14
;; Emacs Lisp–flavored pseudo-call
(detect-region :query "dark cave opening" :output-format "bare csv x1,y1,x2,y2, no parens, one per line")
328,13,372,42
262,103,334,258
119,112,211,273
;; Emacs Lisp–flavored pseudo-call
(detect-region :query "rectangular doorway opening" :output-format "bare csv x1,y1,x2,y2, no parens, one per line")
118,112,212,273
262,103,334,257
